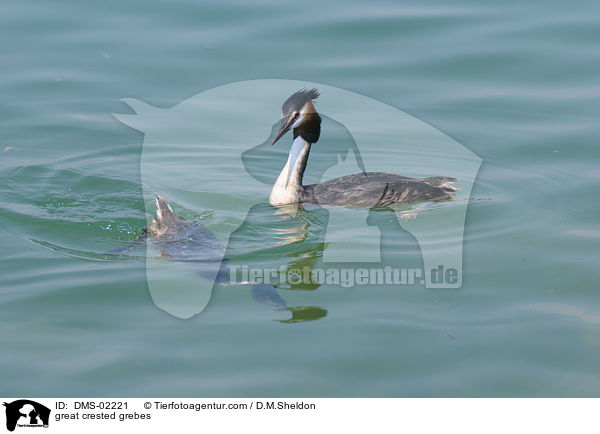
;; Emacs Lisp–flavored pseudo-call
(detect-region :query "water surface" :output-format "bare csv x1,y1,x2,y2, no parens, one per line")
0,0,599,396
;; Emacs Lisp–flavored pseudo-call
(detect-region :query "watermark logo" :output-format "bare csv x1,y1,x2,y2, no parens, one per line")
3,400,50,431
113,80,481,319
229,265,460,288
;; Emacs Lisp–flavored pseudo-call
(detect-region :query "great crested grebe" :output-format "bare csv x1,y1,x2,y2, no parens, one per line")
269,88,458,207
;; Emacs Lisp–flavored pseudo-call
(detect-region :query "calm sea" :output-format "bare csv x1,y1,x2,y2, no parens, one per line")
1,0,599,396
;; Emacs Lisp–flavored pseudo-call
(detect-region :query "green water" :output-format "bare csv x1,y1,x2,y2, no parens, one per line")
1,0,599,397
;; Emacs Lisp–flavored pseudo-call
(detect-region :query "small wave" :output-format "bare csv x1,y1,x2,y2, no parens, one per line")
31,239,145,262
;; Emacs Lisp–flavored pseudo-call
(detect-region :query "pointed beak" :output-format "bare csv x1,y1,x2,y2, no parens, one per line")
271,113,299,145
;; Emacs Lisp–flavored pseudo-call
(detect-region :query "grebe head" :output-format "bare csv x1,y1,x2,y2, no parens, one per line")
271,88,320,145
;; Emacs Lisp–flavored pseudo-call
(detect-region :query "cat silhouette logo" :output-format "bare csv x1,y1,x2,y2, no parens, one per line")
3,400,50,431
113,79,481,319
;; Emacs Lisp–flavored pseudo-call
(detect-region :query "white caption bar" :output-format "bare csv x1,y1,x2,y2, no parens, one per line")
1,398,597,434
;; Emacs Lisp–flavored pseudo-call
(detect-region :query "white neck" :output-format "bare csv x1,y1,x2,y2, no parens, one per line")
269,136,311,205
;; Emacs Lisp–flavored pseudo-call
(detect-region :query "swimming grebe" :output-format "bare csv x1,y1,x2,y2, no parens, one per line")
269,88,458,207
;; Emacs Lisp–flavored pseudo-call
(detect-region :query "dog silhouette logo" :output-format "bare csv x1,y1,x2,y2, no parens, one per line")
3,400,50,431
113,79,481,319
